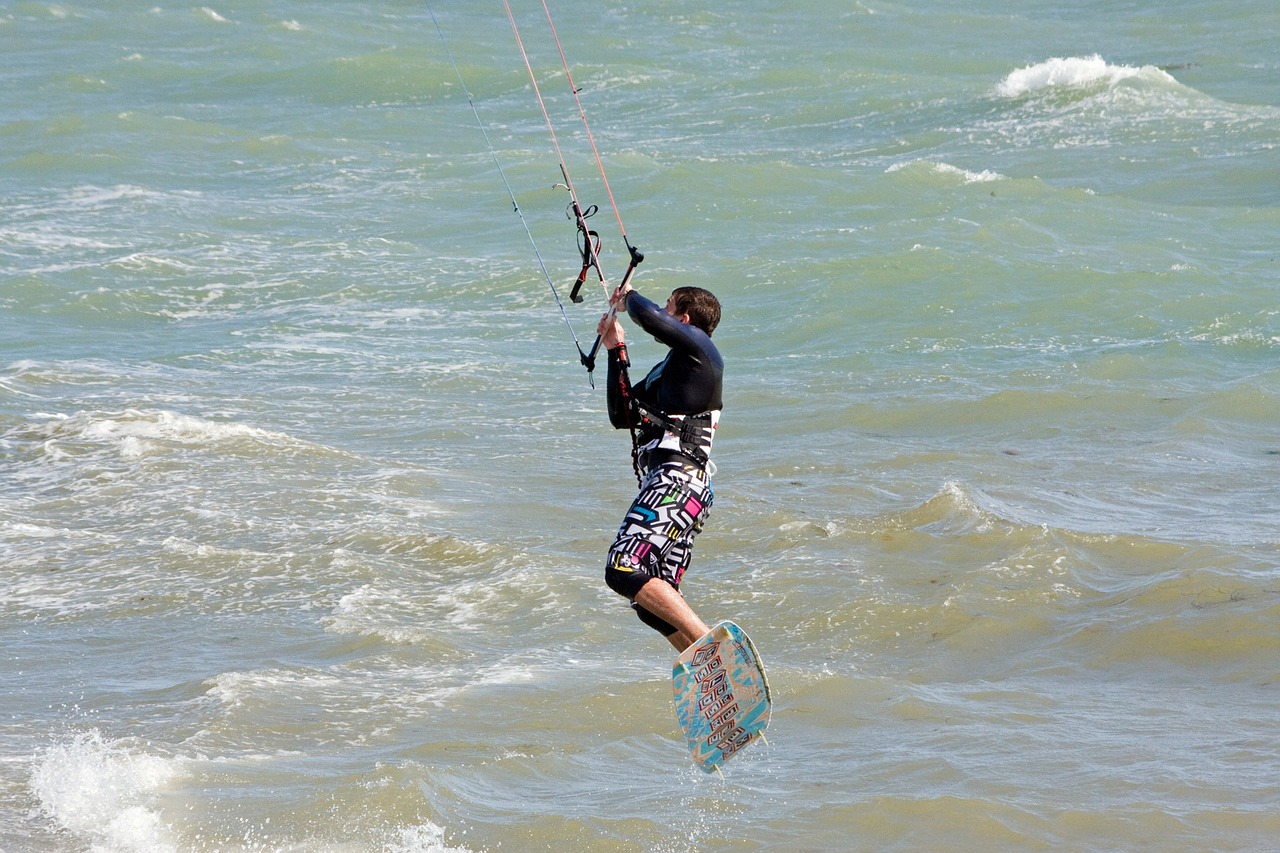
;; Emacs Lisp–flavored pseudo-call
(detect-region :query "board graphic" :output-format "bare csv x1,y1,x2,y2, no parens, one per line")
672,621,771,773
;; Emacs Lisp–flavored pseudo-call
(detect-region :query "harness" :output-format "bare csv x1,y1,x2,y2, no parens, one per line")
634,402,718,471
610,343,717,483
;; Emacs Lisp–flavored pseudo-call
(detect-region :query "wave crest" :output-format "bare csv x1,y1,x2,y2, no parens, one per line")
996,54,1176,98
31,730,181,852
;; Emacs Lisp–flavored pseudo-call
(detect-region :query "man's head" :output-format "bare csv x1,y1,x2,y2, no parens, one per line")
666,287,721,337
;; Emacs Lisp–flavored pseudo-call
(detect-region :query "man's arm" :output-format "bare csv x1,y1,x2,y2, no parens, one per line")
604,343,634,429
624,290,713,355
598,309,633,429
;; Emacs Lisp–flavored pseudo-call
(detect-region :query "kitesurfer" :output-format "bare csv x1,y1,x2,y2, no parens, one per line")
597,283,723,652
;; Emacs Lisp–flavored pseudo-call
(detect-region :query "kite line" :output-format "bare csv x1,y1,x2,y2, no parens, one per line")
426,3,644,382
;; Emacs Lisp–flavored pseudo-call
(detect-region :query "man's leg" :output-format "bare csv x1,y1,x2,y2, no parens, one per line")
606,464,715,649
633,577,710,652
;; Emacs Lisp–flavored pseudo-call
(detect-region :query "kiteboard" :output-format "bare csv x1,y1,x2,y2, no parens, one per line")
672,620,771,773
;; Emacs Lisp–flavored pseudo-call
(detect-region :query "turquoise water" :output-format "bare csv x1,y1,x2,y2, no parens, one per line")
3,1,1278,850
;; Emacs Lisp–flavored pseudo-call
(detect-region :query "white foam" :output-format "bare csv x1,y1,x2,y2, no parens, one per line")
29,731,474,851
470,659,539,686
108,252,201,272
30,730,182,852
995,55,1175,98
932,162,1006,184
63,184,177,208
326,584,437,644
204,667,344,711
7,522,66,539
0,230,122,252
390,822,476,853
888,160,1007,184
27,409,305,461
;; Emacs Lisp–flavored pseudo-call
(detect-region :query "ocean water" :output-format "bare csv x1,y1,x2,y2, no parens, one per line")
2,1,1278,850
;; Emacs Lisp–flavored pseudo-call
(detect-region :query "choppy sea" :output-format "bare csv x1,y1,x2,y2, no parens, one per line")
3,1,1278,850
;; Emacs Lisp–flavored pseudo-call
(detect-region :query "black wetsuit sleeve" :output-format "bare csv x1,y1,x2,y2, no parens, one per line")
624,291,707,355
605,345,633,429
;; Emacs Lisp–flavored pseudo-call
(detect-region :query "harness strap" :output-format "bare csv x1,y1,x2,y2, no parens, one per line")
634,402,715,469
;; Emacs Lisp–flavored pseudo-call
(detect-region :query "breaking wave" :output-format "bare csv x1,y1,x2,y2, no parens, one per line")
995,54,1177,98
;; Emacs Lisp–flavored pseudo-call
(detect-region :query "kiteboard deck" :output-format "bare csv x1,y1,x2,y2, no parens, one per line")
672,620,771,773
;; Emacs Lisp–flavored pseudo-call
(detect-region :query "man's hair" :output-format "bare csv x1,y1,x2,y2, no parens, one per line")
671,286,721,336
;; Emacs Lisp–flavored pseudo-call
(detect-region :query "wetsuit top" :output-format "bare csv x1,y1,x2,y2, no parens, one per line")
606,290,723,468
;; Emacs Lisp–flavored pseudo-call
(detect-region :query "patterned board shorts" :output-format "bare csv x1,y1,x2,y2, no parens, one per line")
605,461,714,599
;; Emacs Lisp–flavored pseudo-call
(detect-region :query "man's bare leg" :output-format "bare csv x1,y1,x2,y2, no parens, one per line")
633,578,711,652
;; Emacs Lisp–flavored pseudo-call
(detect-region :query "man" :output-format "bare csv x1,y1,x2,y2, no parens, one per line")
596,282,723,652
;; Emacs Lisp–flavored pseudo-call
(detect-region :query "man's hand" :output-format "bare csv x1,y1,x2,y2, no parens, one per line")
609,282,633,310
598,310,625,350
599,283,632,350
